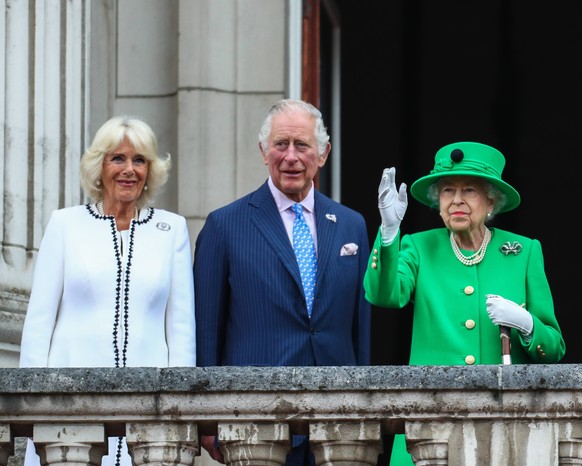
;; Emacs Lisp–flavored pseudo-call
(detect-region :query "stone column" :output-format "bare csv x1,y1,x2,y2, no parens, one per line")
557,420,582,465
0,0,88,368
309,421,382,465
559,438,582,464
32,424,106,466
0,424,11,466
126,422,198,466
405,421,453,466
217,422,290,466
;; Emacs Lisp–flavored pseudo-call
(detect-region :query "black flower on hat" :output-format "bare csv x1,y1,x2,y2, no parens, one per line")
451,148,464,162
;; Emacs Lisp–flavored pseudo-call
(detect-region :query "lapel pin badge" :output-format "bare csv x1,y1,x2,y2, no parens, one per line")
325,213,336,223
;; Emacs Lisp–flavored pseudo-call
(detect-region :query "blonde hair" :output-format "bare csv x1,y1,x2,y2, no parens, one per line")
80,115,171,209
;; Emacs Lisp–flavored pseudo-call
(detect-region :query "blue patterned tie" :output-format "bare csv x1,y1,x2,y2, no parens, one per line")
292,203,317,316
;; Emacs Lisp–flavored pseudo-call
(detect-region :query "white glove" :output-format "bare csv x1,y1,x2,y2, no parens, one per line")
486,294,533,339
378,167,408,244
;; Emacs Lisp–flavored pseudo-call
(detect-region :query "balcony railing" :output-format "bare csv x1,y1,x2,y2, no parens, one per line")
1,365,582,466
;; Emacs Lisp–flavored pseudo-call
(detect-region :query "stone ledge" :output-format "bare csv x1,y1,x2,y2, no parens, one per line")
2,365,581,393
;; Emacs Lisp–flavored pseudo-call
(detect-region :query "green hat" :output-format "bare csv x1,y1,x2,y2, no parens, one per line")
410,141,521,213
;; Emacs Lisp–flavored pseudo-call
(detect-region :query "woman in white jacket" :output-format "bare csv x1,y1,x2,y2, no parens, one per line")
19,115,196,465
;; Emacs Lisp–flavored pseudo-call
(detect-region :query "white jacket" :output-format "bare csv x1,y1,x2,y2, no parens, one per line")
20,204,196,368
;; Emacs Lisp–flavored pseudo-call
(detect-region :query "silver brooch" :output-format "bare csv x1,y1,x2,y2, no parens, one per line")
500,241,522,255
156,222,171,231
325,213,336,223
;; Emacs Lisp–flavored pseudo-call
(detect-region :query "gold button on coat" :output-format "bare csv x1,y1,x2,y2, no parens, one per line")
465,355,475,365
464,286,474,295
465,319,476,329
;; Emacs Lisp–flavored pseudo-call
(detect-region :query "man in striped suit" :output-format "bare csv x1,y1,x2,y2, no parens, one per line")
194,99,371,465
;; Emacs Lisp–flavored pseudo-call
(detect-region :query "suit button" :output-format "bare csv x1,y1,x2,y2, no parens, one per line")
465,355,475,365
311,328,317,335
536,345,546,358
464,286,475,295
465,319,476,329
371,262,377,269
373,248,379,254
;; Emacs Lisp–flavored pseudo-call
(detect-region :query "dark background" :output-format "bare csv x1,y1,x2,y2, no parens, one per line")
329,1,580,366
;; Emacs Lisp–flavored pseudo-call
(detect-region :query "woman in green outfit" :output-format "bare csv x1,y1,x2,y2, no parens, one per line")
364,141,566,466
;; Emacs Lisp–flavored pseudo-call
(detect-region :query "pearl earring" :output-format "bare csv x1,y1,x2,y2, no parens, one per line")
144,185,148,191
96,180,101,186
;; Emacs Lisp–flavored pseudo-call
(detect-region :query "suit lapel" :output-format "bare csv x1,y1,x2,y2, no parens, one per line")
313,192,337,283
249,182,303,287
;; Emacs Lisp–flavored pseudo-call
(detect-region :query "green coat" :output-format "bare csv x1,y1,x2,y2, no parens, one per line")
364,227,566,465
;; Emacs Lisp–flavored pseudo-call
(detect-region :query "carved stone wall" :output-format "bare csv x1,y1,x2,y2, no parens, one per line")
0,0,89,367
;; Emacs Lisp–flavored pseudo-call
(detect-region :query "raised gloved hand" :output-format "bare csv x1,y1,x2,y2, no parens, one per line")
378,167,408,244
486,294,533,340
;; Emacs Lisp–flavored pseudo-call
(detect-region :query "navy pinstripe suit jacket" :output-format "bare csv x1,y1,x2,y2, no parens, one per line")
194,181,371,367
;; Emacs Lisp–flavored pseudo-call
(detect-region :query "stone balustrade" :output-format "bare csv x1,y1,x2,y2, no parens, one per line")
1,365,582,466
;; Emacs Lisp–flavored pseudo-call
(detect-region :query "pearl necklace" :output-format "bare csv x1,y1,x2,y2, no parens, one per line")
450,227,491,266
96,201,138,221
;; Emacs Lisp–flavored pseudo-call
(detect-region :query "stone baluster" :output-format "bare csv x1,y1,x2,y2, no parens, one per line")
0,424,11,466
125,422,198,466
218,422,291,466
405,421,453,466
32,424,106,466
406,440,448,466
309,421,382,465
559,438,582,465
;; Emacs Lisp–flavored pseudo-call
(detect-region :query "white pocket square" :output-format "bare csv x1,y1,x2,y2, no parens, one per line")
340,243,358,256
